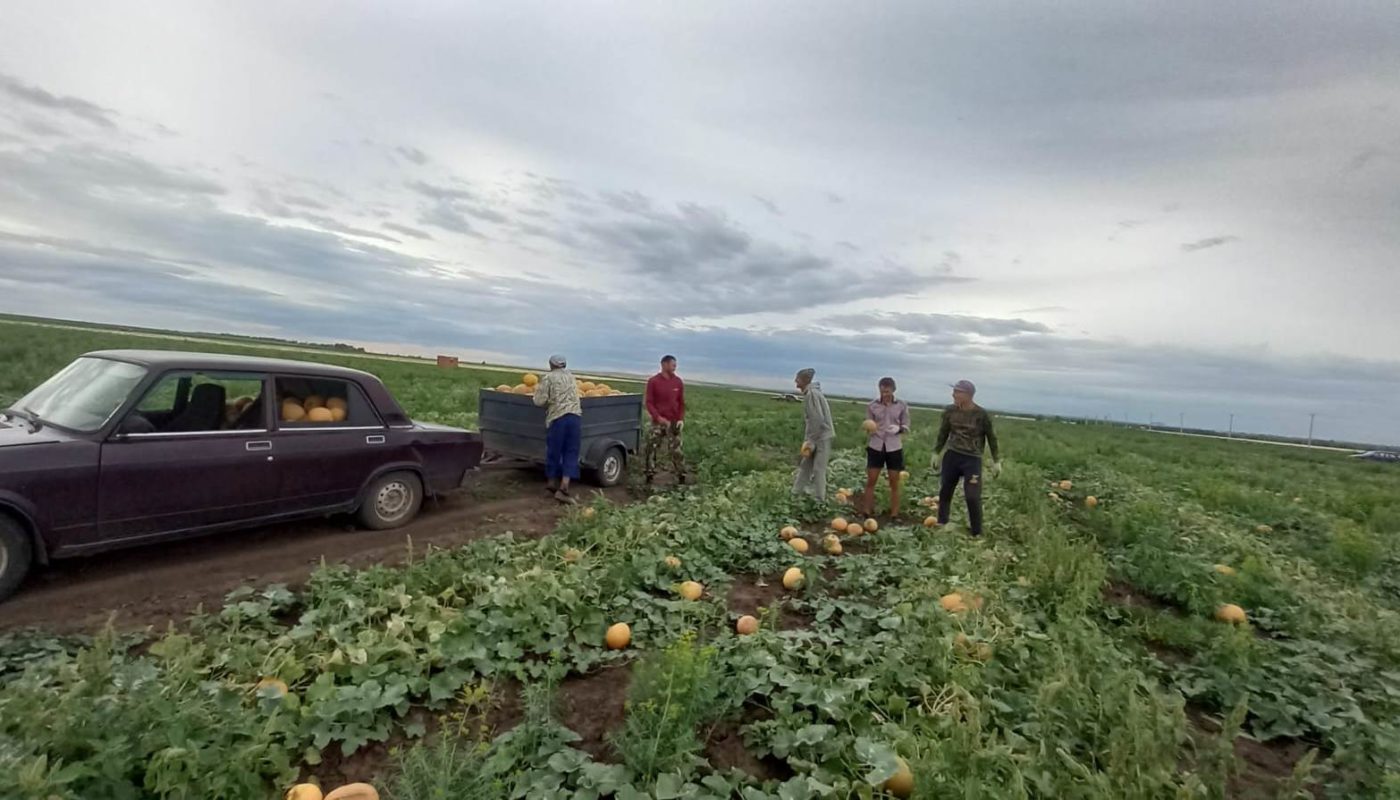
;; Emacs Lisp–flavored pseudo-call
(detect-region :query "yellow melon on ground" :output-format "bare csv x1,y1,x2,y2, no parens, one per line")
281,402,307,422
884,757,914,798
1059,479,1073,491
788,538,809,554
1213,564,1237,576
1216,604,1247,624
899,470,911,481
256,677,289,697
864,518,879,533
522,373,539,387
736,615,759,635
306,407,334,423
782,567,804,589
940,592,982,613
831,517,848,532
1255,524,1274,534
923,516,938,528
846,522,864,537
678,581,703,601
325,784,379,800
285,785,323,800
780,525,798,541
1085,496,1099,508
605,622,631,649
563,548,582,563
664,556,682,569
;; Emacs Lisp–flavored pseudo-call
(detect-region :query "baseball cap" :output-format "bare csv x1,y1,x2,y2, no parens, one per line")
951,379,976,394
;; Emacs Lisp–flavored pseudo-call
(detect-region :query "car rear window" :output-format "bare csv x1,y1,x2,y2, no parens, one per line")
273,376,381,428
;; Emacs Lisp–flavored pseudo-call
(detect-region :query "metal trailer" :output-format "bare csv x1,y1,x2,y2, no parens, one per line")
476,389,642,486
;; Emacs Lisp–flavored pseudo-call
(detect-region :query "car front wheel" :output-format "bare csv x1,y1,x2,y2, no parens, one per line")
358,471,424,530
0,515,34,602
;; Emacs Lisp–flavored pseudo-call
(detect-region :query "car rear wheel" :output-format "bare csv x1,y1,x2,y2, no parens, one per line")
0,515,34,602
592,446,626,488
358,471,424,530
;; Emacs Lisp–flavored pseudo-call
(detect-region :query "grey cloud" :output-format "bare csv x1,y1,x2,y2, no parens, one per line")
0,73,117,129
407,180,475,201
822,311,1050,343
395,146,430,165
598,190,654,215
282,194,329,210
836,241,861,252
1013,306,1070,314
0,145,225,198
752,195,782,215
382,222,433,240
826,193,844,204
1181,235,1239,252
1344,147,1384,173
420,202,480,236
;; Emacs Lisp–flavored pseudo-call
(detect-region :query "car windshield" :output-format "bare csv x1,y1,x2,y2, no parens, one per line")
9,357,148,432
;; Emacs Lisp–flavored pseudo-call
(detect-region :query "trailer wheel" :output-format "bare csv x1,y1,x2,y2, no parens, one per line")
592,446,626,488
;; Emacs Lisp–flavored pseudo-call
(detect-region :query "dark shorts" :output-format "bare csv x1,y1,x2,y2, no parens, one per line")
866,447,905,471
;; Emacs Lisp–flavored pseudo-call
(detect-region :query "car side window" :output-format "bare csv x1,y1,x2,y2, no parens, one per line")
123,372,268,434
274,377,382,428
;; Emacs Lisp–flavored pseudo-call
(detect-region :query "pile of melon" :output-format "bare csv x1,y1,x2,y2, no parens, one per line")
286,782,377,800
488,371,629,397
280,394,348,423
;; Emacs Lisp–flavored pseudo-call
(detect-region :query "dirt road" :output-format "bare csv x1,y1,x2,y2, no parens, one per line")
1,473,626,634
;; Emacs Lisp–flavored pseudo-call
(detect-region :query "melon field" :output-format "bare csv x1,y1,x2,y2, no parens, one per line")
4,320,1400,799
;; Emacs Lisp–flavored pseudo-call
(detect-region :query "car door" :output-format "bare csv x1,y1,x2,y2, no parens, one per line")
267,374,401,512
97,371,281,542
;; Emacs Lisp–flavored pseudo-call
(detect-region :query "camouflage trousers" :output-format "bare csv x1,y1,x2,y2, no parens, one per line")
645,421,687,478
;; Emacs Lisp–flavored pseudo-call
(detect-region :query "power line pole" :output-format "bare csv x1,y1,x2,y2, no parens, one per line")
1148,413,1155,430
1308,413,1316,448
1228,413,1234,439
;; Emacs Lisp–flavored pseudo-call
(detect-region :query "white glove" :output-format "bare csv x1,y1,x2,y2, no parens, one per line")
930,452,941,471
884,424,901,435
989,460,1001,478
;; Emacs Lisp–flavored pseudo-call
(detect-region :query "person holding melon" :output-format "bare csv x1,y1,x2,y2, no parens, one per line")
644,355,688,485
931,379,1000,537
792,368,835,499
859,377,910,518
533,354,584,504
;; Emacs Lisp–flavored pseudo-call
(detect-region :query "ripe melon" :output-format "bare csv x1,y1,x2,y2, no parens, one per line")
1213,564,1237,576
884,756,914,798
285,785,323,800
329,407,347,422
325,784,379,800
326,397,347,412
828,541,843,555
605,622,631,649
788,538,809,554
846,522,864,536
306,407,334,423
939,592,969,613
780,525,798,541
281,402,307,422
861,419,878,434
782,567,804,589
563,548,582,563
495,384,513,392
1085,496,1099,508
1255,524,1273,534
678,581,703,601
831,517,848,532
664,556,681,569
863,518,879,533
256,677,289,697
800,443,813,457
596,384,611,393
1215,604,1247,624
923,516,938,528
1059,480,1073,491
522,373,539,387
736,615,759,635
582,507,596,519
303,395,326,411
899,470,911,481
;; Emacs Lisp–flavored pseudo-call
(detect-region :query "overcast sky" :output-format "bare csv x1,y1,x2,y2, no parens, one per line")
1,1,1398,444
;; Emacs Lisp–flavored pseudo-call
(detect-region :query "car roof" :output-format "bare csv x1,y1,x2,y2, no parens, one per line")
83,350,381,382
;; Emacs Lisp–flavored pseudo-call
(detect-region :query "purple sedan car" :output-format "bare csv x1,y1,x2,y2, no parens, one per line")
0,350,483,601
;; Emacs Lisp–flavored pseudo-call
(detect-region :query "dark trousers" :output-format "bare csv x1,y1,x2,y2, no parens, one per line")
545,414,582,481
937,450,984,535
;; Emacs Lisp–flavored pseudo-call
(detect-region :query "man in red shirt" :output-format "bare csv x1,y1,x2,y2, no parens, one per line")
644,354,688,484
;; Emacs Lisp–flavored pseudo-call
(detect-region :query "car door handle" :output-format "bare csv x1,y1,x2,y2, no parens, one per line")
366,435,386,445
246,440,273,452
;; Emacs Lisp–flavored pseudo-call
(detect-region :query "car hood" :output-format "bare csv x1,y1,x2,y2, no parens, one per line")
0,419,78,447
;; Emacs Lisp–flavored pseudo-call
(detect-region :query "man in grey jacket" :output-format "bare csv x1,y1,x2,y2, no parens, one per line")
792,367,835,498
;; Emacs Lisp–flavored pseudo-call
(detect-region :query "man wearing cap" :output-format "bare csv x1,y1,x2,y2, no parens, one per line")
533,354,583,504
931,380,1001,536
644,354,688,485
792,368,835,498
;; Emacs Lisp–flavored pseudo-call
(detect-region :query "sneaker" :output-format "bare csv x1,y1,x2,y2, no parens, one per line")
554,490,578,505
